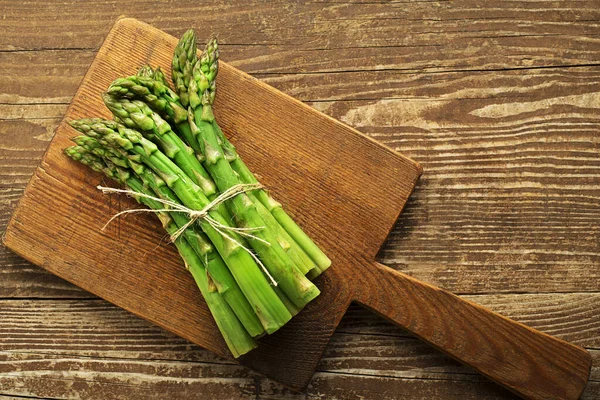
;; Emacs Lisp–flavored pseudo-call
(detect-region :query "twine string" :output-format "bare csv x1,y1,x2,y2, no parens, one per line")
96,183,278,286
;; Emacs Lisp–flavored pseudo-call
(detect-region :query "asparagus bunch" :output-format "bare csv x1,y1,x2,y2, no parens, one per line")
106,32,330,279
182,35,331,278
69,132,266,338
64,145,257,357
69,118,293,332
64,29,330,358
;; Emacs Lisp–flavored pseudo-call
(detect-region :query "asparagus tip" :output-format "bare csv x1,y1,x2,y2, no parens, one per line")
136,64,155,78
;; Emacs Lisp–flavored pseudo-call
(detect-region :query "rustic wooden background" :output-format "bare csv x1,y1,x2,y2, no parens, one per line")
1,1,599,399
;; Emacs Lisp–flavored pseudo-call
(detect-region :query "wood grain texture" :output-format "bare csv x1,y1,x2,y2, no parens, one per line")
3,67,600,294
4,17,421,390
1,0,599,73
0,298,598,399
358,263,591,399
2,17,595,399
1,1,599,399
0,296,597,365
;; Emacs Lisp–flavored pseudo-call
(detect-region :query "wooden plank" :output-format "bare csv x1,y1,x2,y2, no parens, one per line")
0,298,597,399
0,259,86,299
0,295,597,361
0,300,223,362
336,293,600,347
0,350,512,400
319,334,600,381
1,294,598,359
3,50,600,104
307,374,600,400
3,53,599,107
0,50,91,104
308,372,519,400
0,350,597,400
1,0,599,73
0,352,258,400
264,65,600,101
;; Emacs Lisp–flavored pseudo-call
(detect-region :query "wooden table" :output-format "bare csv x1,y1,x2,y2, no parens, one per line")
1,2,598,399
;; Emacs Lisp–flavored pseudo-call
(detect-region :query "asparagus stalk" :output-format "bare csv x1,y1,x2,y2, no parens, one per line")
103,95,216,194
105,77,317,277
70,118,292,334
206,45,330,275
213,120,326,277
108,76,188,124
136,65,178,103
64,146,257,357
104,91,319,309
102,93,238,246
107,76,202,156
72,134,265,337
186,40,320,308
172,29,197,109
214,121,331,276
138,63,170,87
173,32,330,276
153,66,171,88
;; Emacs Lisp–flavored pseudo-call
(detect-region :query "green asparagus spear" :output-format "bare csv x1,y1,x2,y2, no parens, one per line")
172,29,197,108
136,64,155,78
71,134,265,337
70,118,292,334
214,122,331,275
107,76,188,124
64,146,258,357
103,95,217,196
105,76,316,276
186,39,320,308
107,76,202,156
209,39,330,274
173,32,330,276
153,67,171,88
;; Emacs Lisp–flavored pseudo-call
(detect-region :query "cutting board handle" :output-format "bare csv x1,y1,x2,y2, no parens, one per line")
354,262,591,400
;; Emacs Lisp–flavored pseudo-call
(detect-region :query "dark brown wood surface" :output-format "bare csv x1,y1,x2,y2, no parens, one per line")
3,14,424,387
0,2,599,399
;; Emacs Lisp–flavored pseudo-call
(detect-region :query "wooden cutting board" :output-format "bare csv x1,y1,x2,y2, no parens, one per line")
3,18,591,399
